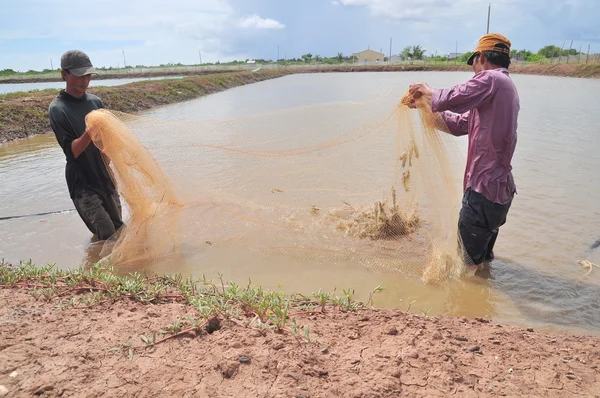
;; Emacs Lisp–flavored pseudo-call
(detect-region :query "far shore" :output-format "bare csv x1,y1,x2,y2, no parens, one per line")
1,62,599,84
1,63,598,144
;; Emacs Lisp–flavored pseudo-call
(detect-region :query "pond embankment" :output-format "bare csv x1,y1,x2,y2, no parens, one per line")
0,70,292,143
1,63,598,144
1,262,599,397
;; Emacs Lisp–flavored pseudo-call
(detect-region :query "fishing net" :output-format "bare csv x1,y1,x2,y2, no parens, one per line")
85,90,469,284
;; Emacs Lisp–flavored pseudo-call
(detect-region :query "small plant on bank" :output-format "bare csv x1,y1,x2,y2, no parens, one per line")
1,259,382,352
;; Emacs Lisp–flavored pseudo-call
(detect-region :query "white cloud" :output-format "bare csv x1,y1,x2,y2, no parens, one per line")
337,0,454,20
0,0,287,70
237,14,285,29
1,0,598,71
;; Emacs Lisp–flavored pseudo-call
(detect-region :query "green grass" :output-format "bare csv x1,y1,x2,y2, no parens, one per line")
0,88,59,100
1,259,378,346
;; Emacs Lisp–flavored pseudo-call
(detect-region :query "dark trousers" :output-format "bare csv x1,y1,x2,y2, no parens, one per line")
73,190,124,241
458,188,511,265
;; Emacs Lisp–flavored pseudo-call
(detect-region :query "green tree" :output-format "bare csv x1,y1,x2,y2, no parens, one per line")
336,52,344,63
411,45,426,60
0,69,18,76
538,45,563,58
562,48,579,56
511,49,533,61
301,53,313,63
400,46,412,61
399,45,426,61
456,53,471,63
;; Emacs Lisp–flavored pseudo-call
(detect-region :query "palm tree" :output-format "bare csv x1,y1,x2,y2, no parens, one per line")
399,45,426,61
411,45,426,60
301,53,313,63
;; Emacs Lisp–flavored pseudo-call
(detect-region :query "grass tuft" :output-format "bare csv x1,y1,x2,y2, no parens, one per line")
1,259,381,350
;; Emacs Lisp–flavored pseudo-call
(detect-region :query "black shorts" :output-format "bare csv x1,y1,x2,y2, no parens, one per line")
73,189,124,241
458,188,511,265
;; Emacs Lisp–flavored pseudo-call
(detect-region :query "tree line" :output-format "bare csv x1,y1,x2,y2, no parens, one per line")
399,44,588,63
0,44,594,76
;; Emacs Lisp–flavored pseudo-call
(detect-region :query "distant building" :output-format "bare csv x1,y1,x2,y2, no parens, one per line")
352,49,385,64
446,52,463,60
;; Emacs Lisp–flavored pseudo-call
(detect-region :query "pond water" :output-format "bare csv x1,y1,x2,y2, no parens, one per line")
0,76,183,94
1,72,599,336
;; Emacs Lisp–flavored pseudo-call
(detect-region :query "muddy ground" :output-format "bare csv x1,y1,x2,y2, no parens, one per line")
1,288,599,397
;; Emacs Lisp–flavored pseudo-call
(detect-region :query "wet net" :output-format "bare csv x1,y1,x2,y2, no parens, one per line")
85,90,469,284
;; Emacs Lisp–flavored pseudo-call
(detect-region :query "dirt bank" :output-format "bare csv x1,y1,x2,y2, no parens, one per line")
295,63,600,78
1,63,599,144
0,70,291,144
2,62,599,84
510,63,600,78
1,286,599,397
0,65,469,84
0,69,228,84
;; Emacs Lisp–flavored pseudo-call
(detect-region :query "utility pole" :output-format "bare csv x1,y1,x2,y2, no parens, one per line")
389,37,392,64
277,44,279,64
455,41,458,64
557,41,565,64
122,49,127,69
50,59,53,70
198,50,202,64
586,44,591,63
566,40,573,64
486,3,491,34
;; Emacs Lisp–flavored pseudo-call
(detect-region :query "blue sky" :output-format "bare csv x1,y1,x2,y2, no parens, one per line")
0,0,598,71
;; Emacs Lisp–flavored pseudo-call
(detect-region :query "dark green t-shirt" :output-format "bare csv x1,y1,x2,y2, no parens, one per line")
48,90,116,199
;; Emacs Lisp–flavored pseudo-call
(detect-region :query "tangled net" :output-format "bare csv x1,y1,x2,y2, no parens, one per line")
85,89,470,283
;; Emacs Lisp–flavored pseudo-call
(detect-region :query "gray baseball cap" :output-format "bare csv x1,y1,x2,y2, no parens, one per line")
60,50,97,77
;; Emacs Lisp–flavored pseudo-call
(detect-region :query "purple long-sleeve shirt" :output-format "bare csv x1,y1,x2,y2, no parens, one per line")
432,68,519,205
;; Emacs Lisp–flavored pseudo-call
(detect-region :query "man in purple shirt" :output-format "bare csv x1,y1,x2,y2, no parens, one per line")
407,33,519,270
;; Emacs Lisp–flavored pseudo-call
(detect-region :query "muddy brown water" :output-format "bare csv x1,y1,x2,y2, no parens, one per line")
1,72,599,335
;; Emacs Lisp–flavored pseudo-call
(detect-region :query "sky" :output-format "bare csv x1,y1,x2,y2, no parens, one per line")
0,0,598,71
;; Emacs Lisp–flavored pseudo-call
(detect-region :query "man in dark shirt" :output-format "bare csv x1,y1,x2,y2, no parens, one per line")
48,50,123,241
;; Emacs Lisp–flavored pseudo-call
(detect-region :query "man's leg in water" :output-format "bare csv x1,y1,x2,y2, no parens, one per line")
74,190,119,241
458,188,511,270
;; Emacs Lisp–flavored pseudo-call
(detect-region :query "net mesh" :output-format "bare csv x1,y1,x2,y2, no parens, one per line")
85,91,469,284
